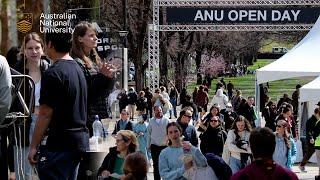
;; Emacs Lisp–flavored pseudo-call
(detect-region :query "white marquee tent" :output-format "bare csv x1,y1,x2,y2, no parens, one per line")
255,16,320,112
300,76,320,103
255,16,320,163
256,16,320,85
298,77,320,163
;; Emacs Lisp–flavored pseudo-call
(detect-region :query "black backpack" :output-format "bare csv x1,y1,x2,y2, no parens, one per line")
206,153,232,180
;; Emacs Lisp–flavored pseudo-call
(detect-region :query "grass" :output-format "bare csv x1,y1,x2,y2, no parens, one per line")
259,40,296,53
187,59,314,102
247,59,273,71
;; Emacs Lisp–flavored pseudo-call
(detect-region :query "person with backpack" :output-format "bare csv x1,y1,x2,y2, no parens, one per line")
226,116,252,174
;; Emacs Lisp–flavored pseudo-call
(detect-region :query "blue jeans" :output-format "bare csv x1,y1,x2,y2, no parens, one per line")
14,146,33,179
229,156,242,174
29,113,38,143
169,98,177,118
37,149,81,180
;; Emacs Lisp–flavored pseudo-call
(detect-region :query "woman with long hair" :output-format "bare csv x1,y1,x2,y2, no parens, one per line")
273,119,297,169
71,21,116,136
199,116,227,156
158,122,207,180
98,130,138,179
277,105,297,138
226,115,252,174
198,104,224,132
11,32,49,179
231,90,242,113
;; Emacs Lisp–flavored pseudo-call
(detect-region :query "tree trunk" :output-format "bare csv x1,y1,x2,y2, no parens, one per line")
195,49,202,71
160,33,168,78
174,52,188,92
129,0,151,92
0,0,9,54
133,35,146,92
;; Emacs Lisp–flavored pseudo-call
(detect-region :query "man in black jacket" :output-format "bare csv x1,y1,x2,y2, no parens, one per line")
300,107,320,172
238,96,257,128
177,108,198,147
112,109,133,135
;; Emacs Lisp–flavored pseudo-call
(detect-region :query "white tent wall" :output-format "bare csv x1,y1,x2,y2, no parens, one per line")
299,76,320,137
298,101,318,163
300,76,320,103
299,76,320,163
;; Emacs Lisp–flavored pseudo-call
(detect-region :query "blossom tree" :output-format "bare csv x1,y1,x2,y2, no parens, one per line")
199,53,226,78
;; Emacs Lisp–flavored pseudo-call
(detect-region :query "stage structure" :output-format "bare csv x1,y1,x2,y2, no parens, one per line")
148,0,320,92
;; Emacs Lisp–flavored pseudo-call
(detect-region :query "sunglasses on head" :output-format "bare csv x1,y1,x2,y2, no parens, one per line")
276,124,285,128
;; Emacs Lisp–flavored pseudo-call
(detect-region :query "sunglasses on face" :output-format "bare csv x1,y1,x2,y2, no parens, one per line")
184,115,192,118
276,125,284,128
210,120,218,122
115,139,124,143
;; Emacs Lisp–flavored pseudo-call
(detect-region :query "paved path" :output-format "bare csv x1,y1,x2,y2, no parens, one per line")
292,163,318,180
102,118,318,179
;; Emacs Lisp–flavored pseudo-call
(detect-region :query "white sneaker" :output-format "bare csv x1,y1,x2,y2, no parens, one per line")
299,165,307,172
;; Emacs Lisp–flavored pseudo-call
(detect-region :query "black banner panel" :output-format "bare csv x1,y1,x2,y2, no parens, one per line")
166,7,320,24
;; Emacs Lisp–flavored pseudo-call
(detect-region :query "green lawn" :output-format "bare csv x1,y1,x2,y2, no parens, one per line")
187,59,314,102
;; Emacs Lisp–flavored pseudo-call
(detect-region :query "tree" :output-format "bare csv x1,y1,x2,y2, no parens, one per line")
199,53,225,78
47,0,152,92
167,31,195,91
100,0,152,92
0,0,9,54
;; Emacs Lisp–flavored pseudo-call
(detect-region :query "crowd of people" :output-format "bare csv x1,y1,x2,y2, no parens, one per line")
0,21,317,180
99,76,319,179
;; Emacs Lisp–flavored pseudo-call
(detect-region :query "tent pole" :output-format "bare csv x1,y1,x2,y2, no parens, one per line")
255,76,261,127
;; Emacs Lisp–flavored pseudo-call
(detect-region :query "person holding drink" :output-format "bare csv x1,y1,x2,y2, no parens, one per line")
159,122,207,180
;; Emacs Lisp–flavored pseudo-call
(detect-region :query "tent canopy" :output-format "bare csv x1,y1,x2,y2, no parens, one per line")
300,76,320,103
256,16,320,85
